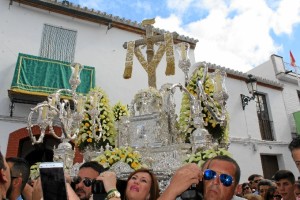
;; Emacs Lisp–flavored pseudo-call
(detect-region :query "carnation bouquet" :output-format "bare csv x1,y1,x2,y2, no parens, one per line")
75,87,116,151
113,101,129,121
93,146,143,170
178,66,229,144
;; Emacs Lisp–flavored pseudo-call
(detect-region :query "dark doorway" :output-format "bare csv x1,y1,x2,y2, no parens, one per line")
261,154,279,179
19,135,61,167
25,148,54,167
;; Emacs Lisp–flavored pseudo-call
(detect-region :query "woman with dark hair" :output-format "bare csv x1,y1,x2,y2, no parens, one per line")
242,182,252,196
97,168,159,200
125,168,160,200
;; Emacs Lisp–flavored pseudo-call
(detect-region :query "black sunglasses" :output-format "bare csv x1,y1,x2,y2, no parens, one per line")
243,186,250,190
73,176,94,187
203,169,234,187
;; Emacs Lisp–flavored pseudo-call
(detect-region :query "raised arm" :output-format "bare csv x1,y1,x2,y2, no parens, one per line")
95,171,121,200
158,163,202,200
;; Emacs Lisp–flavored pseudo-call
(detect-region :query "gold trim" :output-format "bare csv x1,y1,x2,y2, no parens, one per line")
164,33,175,75
123,41,135,79
134,47,148,72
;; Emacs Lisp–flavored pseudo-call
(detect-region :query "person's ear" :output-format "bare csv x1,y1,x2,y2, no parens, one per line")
0,168,8,183
12,177,22,186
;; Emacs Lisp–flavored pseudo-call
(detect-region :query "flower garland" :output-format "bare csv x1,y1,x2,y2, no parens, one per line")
76,87,116,151
184,148,232,167
113,102,129,121
178,67,229,144
93,146,143,170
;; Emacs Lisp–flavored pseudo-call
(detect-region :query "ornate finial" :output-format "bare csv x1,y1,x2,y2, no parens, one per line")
141,18,155,26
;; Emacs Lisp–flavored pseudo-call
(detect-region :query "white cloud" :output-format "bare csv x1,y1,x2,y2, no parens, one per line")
155,0,287,72
69,0,300,72
271,0,300,35
166,0,194,15
155,14,188,35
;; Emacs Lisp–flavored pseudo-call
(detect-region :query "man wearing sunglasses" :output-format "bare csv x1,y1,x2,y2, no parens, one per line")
74,161,105,200
159,155,240,200
247,174,263,194
6,157,30,200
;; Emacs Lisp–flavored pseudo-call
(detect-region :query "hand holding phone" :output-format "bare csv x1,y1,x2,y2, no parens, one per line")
39,162,68,200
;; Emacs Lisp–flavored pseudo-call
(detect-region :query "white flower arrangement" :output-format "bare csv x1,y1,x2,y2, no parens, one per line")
76,87,116,151
93,146,143,170
178,67,229,144
113,102,129,121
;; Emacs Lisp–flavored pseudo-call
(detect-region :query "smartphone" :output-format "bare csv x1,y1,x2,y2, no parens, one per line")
39,162,68,200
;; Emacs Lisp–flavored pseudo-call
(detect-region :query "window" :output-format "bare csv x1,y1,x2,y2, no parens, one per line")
260,155,279,179
40,24,77,63
256,93,274,140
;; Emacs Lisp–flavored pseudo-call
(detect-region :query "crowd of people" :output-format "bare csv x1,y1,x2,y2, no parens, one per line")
0,136,300,200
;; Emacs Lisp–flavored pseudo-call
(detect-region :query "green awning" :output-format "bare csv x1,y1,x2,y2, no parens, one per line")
11,53,95,96
293,111,300,135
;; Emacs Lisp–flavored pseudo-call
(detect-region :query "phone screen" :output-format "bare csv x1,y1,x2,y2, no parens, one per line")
39,162,68,200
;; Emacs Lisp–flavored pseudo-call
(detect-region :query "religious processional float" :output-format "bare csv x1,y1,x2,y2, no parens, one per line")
27,19,230,190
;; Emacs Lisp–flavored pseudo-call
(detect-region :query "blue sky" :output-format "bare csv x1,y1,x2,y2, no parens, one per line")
68,0,300,72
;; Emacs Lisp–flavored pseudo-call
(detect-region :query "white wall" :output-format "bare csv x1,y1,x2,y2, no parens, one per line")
249,59,276,82
0,1,298,182
224,72,296,181
0,2,194,152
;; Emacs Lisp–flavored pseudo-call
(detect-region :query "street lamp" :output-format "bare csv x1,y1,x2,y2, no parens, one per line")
241,74,257,110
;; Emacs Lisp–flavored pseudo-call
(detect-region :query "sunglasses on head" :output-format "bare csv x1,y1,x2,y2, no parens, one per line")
273,194,282,198
73,176,94,187
203,169,234,187
243,186,250,190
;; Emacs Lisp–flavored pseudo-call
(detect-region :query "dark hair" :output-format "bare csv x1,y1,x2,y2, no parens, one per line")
295,180,300,189
273,170,295,184
288,136,300,152
248,174,263,182
242,182,250,190
126,168,159,200
265,186,281,200
241,182,251,196
79,161,105,174
208,155,241,186
0,151,5,170
6,157,30,190
257,179,272,190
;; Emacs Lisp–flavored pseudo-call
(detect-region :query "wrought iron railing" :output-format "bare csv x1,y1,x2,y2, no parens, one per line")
283,61,300,73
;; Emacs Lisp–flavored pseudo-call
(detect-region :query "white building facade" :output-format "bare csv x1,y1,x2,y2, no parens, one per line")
0,0,297,182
